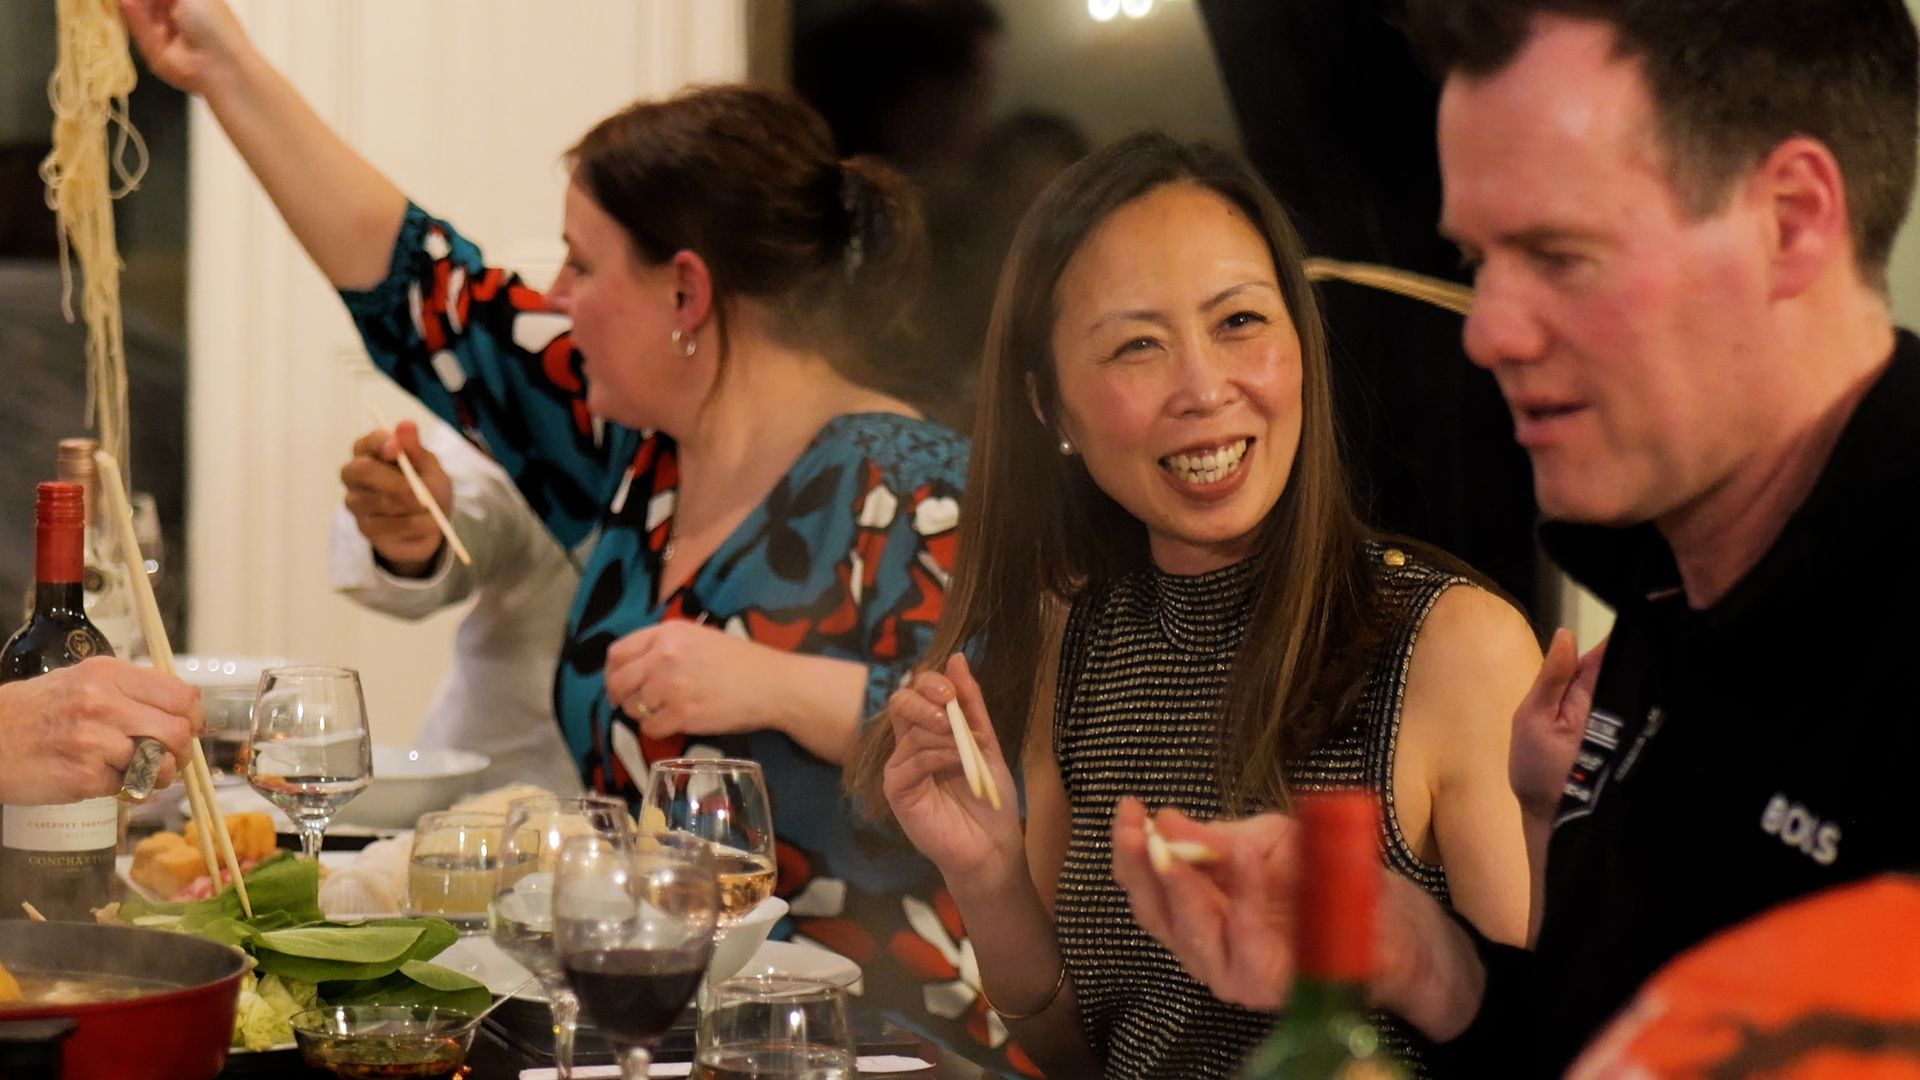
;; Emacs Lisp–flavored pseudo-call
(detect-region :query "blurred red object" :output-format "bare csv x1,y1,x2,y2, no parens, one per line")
1573,875,1920,1079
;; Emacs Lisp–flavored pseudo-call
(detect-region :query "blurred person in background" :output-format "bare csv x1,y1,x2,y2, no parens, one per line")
795,1,1092,433
330,418,583,795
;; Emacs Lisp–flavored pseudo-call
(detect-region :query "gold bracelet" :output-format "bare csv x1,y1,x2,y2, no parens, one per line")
979,962,1068,1021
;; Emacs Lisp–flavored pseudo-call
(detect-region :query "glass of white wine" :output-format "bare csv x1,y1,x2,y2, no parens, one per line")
406,810,504,932
642,758,777,925
246,665,374,860
489,794,635,1079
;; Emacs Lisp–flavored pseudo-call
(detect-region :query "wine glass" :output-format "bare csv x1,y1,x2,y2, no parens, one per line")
197,684,255,783
555,831,718,1080
247,665,374,860
642,758,777,925
489,794,635,1079
695,975,856,1080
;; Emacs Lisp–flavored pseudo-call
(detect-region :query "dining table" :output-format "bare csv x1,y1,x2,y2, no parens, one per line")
214,1007,994,1079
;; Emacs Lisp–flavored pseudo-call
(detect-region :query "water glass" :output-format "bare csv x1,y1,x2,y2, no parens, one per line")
247,666,373,860
694,976,856,1080
406,811,503,932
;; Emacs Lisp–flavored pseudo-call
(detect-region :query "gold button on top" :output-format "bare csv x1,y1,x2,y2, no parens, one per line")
1382,548,1407,568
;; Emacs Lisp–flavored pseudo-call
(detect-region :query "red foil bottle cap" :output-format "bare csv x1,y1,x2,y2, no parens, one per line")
1294,790,1382,984
35,481,86,585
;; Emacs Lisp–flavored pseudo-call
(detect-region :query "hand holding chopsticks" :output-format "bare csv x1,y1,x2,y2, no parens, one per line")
365,407,471,567
93,451,252,918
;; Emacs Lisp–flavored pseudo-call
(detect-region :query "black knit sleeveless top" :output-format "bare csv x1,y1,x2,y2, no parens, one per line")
1052,543,1464,1079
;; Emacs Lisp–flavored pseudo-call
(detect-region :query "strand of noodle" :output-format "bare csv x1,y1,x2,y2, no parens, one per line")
40,0,147,481
1304,257,1475,316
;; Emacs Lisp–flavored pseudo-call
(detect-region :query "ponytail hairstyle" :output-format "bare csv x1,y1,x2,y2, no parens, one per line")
566,84,927,383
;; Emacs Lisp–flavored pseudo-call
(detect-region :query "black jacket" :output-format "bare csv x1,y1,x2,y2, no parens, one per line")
1444,329,1920,1076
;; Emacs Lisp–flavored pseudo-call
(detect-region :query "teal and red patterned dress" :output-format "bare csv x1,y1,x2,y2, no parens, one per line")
341,204,1035,1075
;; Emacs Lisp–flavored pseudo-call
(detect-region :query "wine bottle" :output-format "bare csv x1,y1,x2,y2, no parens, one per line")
54,438,145,660
1238,791,1409,1079
0,482,120,921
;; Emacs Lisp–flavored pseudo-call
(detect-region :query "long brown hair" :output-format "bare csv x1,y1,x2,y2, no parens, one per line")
565,84,926,386
851,132,1385,816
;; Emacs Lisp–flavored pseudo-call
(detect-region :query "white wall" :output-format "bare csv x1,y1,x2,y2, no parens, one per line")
1894,0,1920,329
187,1,745,748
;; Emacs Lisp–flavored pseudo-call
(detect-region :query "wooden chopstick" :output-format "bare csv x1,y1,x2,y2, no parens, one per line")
1304,258,1476,316
366,406,472,566
93,451,252,918
944,699,1002,810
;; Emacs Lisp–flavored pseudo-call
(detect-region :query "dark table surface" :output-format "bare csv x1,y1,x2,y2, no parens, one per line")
216,1006,991,1079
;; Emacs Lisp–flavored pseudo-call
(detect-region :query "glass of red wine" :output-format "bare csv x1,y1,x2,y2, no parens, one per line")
554,830,719,1080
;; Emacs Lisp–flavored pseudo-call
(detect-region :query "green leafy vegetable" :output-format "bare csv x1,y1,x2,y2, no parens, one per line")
232,969,321,1050
255,925,425,964
325,962,491,1015
118,848,488,1050
120,852,325,928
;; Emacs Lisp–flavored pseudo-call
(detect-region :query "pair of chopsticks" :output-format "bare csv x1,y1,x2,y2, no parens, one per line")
366,406,471,566
94,451,253,918
944,700,1002,810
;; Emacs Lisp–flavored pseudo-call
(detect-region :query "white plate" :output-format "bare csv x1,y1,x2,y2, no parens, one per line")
115,849,361,905
734,939,863,993
432,935,864,1001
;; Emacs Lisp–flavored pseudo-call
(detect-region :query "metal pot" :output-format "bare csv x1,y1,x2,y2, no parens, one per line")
0,920,246,1079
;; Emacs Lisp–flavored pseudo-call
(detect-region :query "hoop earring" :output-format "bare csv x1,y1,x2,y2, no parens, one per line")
670,328,698,358
1058,436,1075,456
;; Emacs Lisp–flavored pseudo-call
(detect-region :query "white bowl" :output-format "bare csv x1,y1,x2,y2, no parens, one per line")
708,896,789,984
732,940,862,992
169,654,292,689
432,896,791,1002
331,745,491,830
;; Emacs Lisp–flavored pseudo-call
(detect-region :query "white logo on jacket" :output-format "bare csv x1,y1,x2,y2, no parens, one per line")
1760,793,1841,866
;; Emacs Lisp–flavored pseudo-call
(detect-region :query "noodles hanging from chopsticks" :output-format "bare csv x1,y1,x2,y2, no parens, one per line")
1305,257,1475,316
40,0,148,477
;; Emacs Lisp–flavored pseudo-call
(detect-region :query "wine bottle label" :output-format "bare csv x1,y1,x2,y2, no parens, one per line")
64,629,101,659
2,798,119,850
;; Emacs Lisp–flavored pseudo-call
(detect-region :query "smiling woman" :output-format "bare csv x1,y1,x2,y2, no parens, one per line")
853,132,1543,1079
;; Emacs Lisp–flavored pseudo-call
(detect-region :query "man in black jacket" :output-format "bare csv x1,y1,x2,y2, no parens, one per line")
1112,1,1920,1074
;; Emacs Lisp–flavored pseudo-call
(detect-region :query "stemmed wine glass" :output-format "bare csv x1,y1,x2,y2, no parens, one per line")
642,758,777,925
489,794,635,1079
246,665,374,860
554,831,718,1080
